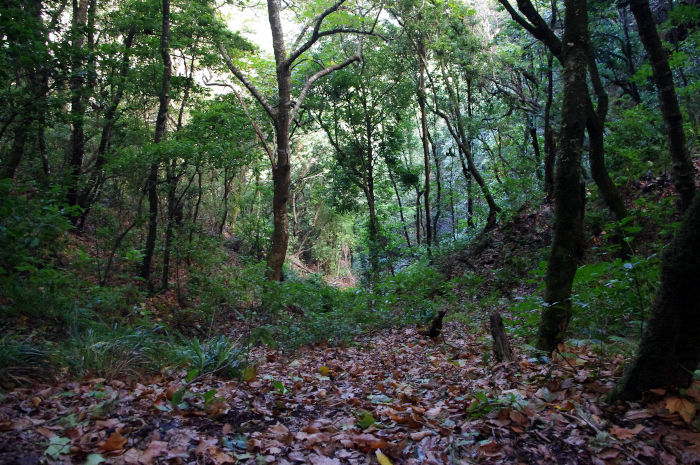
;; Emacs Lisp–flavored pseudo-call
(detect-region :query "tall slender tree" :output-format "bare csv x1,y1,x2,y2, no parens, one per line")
218,0,373,281
535,0,589,352
140,0,172,286
629,0,696,211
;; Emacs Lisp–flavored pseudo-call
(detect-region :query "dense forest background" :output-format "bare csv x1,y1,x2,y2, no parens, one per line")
0,0,699,463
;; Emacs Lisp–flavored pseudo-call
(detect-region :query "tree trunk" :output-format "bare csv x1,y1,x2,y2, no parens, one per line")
388,167,411,247
536,0,589,353
219,166,231,235
439,66,500,230
140,0,171,286
161,53,195,290
67,0,90,211
161,160,178,290
544,53,556,203
528,114,542,180
611,192,700,400
585,38,627,221
629,0,696,211
417,38,432,254
586,112,627,220
429,130,442,245
265,0,292,281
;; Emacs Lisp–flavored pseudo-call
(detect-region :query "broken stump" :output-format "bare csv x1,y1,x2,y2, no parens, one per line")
490,311,513,362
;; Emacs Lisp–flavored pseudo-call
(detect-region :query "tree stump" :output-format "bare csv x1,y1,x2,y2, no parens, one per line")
490,312,513,362
424,310,447,338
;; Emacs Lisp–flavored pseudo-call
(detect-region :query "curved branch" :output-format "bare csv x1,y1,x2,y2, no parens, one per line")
291,53,360,123
218,43,277,121
498,0,562,59
286,0,348,66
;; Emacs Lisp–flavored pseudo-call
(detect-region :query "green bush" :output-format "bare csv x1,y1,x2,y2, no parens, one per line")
0,334,54,385
60,325,166,379
175,336,245,380
258,263,448,349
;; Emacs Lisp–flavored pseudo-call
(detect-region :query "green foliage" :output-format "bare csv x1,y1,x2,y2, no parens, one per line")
570,255,659,343
0,334,53,385
59,326,166,379
0,181,73,275
509,252,659,350
177,336,244,380
258,262,447,349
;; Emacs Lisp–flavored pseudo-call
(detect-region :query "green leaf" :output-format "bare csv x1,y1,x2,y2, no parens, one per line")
84,454,106,465
45,436,71,460
272,380,288,394
356,410,376,429
185,368,199,382
171,388,186,406
203,389,217,404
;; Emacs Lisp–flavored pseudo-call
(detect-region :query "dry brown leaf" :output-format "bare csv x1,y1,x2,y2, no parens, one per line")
308,454,340,465
598,447,620,460
665,397,696,423
609,424,644,440
409,431,434,441
100,431,127,452
509,410,528,427
478,440,502,457
140,440,168,464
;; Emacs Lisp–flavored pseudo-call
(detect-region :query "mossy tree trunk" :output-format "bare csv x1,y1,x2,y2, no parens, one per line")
611,192,700,400
629,0,696,211
535,0,588,353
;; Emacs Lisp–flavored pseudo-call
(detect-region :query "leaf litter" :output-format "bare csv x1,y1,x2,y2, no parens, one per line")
1,322,699,464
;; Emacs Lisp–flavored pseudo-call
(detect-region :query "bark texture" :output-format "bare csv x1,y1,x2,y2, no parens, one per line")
629,0,696,211
536,0,588,353
611,192,700,400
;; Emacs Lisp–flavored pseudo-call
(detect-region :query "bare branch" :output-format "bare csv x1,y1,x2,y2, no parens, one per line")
498,0,562,59
290,53,360,123
286,0,348,66
217,43,277,121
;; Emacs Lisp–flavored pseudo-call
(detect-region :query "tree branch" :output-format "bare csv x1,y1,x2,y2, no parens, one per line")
217,43,277,121
498,0,562,59
290,52,361,124
286,0,348,66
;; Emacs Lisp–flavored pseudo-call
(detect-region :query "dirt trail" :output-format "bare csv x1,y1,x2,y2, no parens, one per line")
2,322,698,464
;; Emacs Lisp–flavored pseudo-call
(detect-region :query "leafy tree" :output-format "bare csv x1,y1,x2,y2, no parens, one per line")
310,39,413,276
218,0,376,281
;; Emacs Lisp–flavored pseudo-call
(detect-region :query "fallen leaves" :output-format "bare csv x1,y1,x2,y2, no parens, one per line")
98,430,127,452
666,396,697,423
1,323,698,465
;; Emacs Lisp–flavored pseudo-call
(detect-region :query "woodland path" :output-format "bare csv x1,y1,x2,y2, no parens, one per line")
1,322,698,464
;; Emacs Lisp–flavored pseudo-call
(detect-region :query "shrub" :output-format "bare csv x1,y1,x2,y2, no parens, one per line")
60,326,165,379
0,334,54,385
175,336,245,380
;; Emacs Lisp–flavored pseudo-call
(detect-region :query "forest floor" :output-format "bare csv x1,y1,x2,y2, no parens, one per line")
1,319,699,464
3,166,700,464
